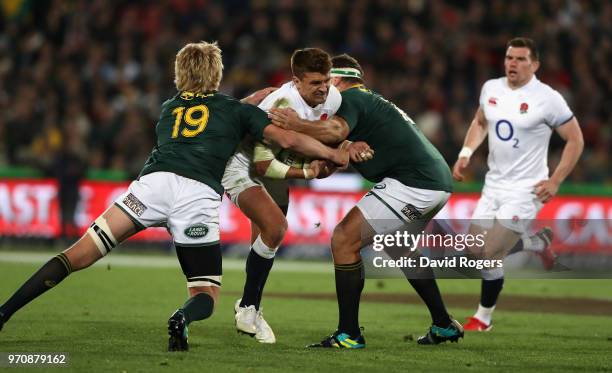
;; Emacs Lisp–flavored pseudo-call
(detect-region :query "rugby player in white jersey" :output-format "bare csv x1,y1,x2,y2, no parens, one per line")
223,48,369,343
452,37,584,331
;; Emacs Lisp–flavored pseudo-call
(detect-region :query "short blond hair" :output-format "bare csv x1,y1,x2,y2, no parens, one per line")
174,41,224,93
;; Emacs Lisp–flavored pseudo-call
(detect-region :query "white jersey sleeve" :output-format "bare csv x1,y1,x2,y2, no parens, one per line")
543,89,573,128
478,80,494,108
326,85,342,114
258,82,295,112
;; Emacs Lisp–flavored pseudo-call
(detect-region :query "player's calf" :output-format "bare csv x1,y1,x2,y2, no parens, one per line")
169,244,221,351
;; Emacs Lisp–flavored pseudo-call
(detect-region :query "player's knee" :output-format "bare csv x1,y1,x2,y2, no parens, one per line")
64,235,105,271
188,286,220,306
260,218,287,248
331,224,359,256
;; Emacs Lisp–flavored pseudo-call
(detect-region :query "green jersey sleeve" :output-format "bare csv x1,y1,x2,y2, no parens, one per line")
335,90,361,131
240,103,270,141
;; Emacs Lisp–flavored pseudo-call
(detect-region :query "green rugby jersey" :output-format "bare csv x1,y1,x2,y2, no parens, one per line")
337,86,453,192
139,91,270,195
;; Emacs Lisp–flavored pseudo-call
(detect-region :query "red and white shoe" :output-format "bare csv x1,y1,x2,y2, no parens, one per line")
535,227,555,270
464,317,493,332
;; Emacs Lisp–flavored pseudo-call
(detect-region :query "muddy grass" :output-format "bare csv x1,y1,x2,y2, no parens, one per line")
230,291,612,316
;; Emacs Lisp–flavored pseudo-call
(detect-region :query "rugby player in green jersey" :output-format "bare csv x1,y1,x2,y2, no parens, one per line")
269,54,464,348
0,42,349,352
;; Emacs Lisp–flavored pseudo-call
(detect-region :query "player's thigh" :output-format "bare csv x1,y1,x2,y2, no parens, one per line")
168,179,224,293
237,185,287,246
63,172,177,270
64,205,139,270
332,206,373,258
175,243,223,301
168,178,222,247
260,178,290,210
222,158,262,208
496,193,542,234
477,195,541,259
471,191,497,230
114,172,179,231
355,178,450,259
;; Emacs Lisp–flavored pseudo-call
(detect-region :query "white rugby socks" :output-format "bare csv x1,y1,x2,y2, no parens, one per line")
474,304,495,325
521,235,545,252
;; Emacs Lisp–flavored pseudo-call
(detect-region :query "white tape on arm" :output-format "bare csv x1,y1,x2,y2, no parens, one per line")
458,147,473,160
253,142,276,162
264,159,291,179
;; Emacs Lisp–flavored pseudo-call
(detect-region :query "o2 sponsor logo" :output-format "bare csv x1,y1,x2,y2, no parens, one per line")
495,119,519,148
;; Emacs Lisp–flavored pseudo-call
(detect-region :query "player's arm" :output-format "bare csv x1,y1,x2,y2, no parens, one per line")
254,159,334,180
452,106,488,181
262,125,348,168
252,142,326,180
534,117,584,203
268,108,349,145
241,87,277,106
269,110,373,163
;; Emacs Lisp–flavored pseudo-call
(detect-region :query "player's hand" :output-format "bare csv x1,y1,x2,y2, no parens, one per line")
241,87,277,105
329,144,350,170
346,141,374,163
452,157,470,181
305,160,337,179
269,108,299,129
534,179,560,203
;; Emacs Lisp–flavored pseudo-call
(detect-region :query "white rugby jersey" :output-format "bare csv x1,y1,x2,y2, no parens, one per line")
230,82,342,167
480,76,573,192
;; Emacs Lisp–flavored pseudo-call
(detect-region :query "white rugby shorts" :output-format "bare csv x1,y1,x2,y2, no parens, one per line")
357,177,450,234
114,171,221,246
471,184,543,233
222,152,289,208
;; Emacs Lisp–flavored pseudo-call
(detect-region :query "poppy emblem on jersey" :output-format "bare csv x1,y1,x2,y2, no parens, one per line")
488,97,497,106
320,113,328,120
520,102,529,114
512,215,520,223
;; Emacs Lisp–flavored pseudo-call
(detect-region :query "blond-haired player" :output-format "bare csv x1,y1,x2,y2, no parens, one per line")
0,42,349,351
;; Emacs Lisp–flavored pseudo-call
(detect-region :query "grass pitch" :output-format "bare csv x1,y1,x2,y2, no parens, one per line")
0,252,611,372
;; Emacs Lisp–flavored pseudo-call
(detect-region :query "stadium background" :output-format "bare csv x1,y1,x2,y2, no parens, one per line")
0,1,611,372
0,0,609,253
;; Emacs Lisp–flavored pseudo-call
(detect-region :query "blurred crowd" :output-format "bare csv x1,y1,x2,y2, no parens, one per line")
0,0,610,183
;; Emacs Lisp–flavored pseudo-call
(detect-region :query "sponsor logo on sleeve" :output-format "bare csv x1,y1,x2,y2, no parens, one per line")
122,193,147,217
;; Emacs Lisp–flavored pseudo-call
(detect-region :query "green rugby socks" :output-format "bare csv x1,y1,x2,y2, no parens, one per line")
0,253,72,322
181,293,215,324
335,260,365,337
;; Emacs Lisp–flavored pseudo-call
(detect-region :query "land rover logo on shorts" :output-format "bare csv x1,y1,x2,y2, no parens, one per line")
374,183,386,189
184,224,209,238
